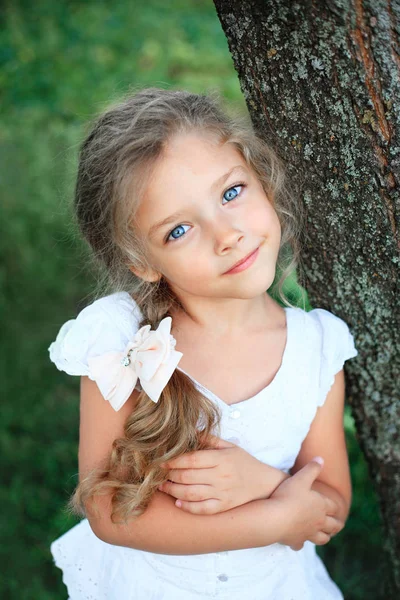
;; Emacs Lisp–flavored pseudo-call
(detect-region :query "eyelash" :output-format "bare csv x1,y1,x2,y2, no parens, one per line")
164,182,247,243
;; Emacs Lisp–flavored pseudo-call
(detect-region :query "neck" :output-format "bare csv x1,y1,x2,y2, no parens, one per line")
170,293,282,340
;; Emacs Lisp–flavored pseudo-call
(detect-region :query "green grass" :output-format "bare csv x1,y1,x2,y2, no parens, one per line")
0,1,386,598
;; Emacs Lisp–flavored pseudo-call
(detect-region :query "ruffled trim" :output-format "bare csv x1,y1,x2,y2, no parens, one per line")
307,308,358,408
50,518,128,600
49,319,91,376
317,333,358,407
47,292,143,390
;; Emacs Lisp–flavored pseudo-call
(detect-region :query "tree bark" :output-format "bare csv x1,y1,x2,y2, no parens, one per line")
213,0,400,594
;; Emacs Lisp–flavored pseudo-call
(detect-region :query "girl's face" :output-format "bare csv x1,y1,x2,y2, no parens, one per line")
130,130,281,305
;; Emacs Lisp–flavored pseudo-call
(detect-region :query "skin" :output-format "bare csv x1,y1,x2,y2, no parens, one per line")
157,434,291,513
130,129,288,405
126,130,348,549
130,129,283,338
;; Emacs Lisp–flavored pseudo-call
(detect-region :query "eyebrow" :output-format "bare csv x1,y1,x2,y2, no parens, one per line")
148,165,248,239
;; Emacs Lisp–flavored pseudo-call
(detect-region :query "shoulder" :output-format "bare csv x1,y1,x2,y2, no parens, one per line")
302,307,357,357
288,306,357,349
48,291,143,376
286,306,358,408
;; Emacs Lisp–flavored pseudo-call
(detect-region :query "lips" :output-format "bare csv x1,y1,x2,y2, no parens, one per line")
224,247,259,274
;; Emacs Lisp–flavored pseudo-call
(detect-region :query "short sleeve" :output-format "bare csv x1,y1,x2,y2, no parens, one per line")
308,308,358,408
48,291,143,382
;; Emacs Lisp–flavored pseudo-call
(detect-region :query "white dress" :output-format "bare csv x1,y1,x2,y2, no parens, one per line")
48,291,358,600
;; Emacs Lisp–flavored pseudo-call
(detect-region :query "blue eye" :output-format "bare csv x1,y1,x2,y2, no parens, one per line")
166,224,190,242
165,182,246,243
222,184,244,204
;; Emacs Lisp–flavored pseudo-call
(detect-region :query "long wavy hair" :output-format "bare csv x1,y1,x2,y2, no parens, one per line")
66,86,306,525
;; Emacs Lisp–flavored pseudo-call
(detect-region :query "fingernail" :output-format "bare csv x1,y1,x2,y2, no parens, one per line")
175,500,182,508
313,456,324,465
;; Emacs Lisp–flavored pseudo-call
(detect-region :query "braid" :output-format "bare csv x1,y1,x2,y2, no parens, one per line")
135,277,184,329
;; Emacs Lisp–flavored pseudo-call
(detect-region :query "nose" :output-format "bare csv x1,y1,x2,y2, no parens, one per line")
213,214,244,254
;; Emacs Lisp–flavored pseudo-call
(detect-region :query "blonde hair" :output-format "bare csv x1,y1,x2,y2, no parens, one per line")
66,86,306,525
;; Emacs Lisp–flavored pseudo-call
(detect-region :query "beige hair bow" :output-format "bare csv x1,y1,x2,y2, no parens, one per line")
87,317,183,410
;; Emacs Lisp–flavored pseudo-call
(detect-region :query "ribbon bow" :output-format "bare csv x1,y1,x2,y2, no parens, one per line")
87,317,183,410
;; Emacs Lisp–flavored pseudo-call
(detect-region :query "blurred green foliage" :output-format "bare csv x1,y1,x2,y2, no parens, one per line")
0,0,388,598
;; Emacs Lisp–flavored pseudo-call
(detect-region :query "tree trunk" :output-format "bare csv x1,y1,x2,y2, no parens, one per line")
213,0,400,594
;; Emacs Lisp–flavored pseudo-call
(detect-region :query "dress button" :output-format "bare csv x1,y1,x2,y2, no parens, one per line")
217,574,229,582
229,409,241,419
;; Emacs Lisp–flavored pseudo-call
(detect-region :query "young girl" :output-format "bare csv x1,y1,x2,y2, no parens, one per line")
48,87,358,599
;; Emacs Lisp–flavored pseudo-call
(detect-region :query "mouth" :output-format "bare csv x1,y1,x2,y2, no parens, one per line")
223,246,260,275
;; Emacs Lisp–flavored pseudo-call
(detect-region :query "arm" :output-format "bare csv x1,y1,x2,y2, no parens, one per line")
80,376,337,555
109,368,352,553
166,370,350,525
79,376,288,554
141,370,349,553
289,369,351,526
88,488,287,555
257,463,292,496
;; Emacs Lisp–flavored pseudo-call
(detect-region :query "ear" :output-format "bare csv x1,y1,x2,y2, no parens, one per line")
129,264,161,283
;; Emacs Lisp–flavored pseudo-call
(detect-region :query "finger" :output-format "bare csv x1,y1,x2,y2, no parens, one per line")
324,495,339,516
322,516,344,536
304,456,324,484
175,498,222,515
161,449,222,470
289,543,304,551
159,481,213,502
168,467,215,485
312,531,331,546
293,457,324,485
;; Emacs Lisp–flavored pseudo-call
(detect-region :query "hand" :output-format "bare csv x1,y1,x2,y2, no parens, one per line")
269,458,345,551
158,434,290,514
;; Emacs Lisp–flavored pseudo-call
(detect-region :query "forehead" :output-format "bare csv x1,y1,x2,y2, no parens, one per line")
141,131,248,205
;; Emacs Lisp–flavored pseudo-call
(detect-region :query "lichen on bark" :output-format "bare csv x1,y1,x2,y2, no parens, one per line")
214,0,399,595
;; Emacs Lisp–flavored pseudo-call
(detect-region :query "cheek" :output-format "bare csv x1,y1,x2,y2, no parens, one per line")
163,254,209,282
270,209,281,237
250,201,279,232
